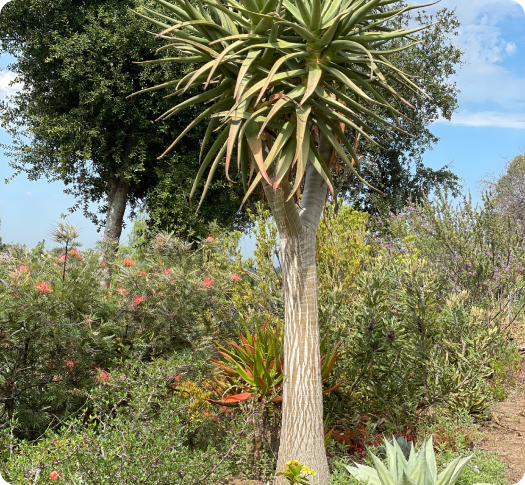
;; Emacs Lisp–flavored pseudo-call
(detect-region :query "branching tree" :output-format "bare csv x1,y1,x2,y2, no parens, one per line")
131,0,461,482
0,0,251,243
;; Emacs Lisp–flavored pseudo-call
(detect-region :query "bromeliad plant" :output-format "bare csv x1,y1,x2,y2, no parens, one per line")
347,436,488,485
207,321,342,406
133,0,437,482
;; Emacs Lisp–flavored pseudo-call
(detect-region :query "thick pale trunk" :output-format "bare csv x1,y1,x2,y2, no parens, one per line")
276,230,328,483
263,143,331,484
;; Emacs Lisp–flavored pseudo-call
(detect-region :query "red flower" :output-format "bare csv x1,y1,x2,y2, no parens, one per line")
57,253,67,263
122,258,135,267
49,470,59,480
18,265,29,273
206,234,216,243
64,359,77,369
117,287,128,295
35,281,51,294
97,370,109,383
99,261,106,268
202,278,214,288
164,267,173,275
69,248,82,259
174,374,182,382
231,273,242,282
133,295,145,305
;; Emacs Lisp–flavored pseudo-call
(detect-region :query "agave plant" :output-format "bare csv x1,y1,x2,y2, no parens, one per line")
347,436,490,485
133,0,436,482
207,321,341,406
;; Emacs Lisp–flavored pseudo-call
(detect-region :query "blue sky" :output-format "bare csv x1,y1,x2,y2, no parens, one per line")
0,1,524,249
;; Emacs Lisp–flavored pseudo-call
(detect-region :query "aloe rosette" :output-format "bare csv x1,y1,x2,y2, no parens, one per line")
132,0,435,203
207,323,342,406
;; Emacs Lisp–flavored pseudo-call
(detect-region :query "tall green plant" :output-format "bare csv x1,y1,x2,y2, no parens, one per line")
133,1,442,481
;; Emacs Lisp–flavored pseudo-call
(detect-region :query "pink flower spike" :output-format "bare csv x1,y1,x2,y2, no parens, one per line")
202,278,214,289
206,234,216,243
133,295,145,305
97,370,109,383
231,273,241,282
35,281,51,294
49,471,59,480
122,258,135,267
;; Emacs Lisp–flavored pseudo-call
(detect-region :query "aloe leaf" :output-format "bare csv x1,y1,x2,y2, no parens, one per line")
275,20,318,43
425,437,437,483
294,0,312,25
159,97,232,158
234,49,262,99
308,137,334,195
370,453,396,485
273,138,296,188
281,0,305,25
321,64,380,106
205,39,244,89
244,120,272,185
288,107,310,200
254,51,307,106
196,140,228,211
200,0,252,27
300,65,322,106
345,464,381,485
190,127,229,200
263,120,295,175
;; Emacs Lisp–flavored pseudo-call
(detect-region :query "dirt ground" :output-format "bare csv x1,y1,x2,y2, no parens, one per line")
477,358,525,484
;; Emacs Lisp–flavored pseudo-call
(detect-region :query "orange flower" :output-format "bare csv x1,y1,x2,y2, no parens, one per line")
206,234,216,243
18,265,29,273
164,267,173,275
69,248,82,259
202,278,214,288
97,370,109,383
122,258,135,267
49,470,59,480
133,295,145,305
64,359,77,369
117,287,128,295
231,273,242,282
35,281,51,294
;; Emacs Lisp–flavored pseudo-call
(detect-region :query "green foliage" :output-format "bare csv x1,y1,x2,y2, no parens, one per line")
1,354,267,484
384,190,525,307
0,0,251,237
346,436,488,485
277,460,317,485
208,321,341,406
134,0,454,205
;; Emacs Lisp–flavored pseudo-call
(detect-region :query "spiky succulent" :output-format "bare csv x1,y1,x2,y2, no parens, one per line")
132,0,434,206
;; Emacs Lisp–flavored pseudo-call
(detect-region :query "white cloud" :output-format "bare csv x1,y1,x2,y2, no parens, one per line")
421,0,525,128
506,42,517,55
0,71,22,95
436,110,525,129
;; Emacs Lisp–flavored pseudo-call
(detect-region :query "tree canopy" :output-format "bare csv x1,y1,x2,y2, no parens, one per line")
0,0,252,241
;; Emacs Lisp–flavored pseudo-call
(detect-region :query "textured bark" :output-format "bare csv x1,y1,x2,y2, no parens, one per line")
103,174,130,243
263,136,331,484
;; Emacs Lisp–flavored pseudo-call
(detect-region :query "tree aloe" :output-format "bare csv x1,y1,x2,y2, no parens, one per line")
133,0,439,482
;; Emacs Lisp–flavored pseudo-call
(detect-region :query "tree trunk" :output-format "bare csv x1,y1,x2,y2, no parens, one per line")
263,145,330,484
103,174,130,243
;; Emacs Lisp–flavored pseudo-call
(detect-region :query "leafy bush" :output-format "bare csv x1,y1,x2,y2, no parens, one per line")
1,353,274,484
